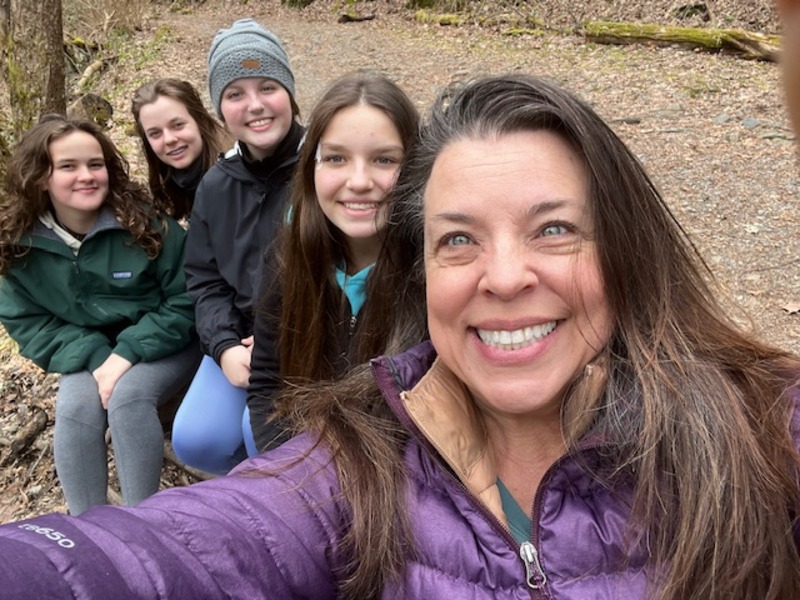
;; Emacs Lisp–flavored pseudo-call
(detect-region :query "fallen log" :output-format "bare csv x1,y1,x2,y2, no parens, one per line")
582,21,781,62
338,12,376,23
1,406,47,466
163,440,213,482
72,57,109,95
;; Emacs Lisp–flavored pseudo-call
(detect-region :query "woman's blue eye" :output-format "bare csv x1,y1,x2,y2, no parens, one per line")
541,224,568,236
447,234,471,246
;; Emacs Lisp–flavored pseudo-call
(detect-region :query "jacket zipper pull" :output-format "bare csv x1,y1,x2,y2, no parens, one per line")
519,541,547,589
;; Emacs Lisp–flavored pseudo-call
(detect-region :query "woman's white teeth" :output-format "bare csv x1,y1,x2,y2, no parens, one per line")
477,321,557,350
249,118,271,127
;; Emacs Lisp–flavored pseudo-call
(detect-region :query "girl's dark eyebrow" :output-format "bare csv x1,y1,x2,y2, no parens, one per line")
318,141,404,153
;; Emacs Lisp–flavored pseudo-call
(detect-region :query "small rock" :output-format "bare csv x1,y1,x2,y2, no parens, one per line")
741,117,759,129
713,113,730,124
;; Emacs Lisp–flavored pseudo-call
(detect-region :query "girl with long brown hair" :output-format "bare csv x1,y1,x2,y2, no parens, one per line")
131,78,228,221
246,70,420,451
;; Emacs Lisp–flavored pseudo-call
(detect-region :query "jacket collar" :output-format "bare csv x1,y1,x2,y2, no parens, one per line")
30,207,122,247
400,356,508,528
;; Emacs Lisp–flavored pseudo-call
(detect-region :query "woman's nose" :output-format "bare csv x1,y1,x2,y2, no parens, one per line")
478,241,539,299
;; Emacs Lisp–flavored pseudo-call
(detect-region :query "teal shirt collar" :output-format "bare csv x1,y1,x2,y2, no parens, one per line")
334,264,373,316
497,478,532,544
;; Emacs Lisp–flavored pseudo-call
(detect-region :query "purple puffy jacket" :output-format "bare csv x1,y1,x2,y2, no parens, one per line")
0,341,798,599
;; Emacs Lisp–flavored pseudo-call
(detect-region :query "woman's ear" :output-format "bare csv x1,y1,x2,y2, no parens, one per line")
562,351,610,444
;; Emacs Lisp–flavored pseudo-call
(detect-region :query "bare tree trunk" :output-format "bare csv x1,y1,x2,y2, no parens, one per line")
0,0,10,184
0,0,65,140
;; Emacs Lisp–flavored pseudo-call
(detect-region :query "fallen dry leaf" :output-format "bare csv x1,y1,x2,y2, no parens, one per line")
781,302,800,315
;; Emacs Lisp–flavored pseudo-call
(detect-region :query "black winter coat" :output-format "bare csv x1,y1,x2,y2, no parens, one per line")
184,123,304,363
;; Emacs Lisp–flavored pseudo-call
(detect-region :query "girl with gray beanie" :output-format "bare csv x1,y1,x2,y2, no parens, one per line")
172,18,305,475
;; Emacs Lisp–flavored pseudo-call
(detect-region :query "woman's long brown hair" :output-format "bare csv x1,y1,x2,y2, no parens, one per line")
280,75,800,598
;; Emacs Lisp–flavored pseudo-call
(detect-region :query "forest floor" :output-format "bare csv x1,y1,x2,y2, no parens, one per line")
1,0,798,521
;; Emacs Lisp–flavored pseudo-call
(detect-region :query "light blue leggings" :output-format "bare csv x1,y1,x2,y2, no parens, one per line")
171,355,257,475
54,344,201,516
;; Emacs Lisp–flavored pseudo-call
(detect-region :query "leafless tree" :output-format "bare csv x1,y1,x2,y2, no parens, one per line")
0,0,66,141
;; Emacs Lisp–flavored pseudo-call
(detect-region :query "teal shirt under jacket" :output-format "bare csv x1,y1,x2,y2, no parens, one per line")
0,209,196,374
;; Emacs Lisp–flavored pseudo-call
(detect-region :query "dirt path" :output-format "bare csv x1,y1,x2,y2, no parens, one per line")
2,0,799,520
148,1,800,352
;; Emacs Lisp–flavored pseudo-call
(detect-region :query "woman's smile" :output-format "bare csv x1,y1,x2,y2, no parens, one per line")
424,130,613,419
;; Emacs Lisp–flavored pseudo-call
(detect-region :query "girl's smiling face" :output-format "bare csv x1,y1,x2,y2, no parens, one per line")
137,95,204,169
314,103,404,271
44,131,109,233
219,77,293,160
424,130,613,425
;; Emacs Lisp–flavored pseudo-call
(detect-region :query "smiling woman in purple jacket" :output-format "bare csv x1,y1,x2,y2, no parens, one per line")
0,75,799,599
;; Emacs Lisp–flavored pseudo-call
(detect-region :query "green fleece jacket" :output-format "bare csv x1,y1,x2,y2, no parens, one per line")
0,209,195,373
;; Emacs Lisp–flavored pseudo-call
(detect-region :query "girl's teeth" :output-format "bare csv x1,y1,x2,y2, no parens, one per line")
344,202,378,211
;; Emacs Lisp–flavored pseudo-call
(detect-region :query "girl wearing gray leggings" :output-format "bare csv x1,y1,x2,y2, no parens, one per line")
0,116,200,515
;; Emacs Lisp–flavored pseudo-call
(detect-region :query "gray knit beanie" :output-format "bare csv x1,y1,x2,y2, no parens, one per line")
207,18,295,117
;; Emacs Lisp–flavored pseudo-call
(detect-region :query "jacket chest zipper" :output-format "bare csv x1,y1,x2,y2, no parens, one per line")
378,382,554,598
379,364,615,600
389,399,551,598
520,541,547,590
442,460,550,599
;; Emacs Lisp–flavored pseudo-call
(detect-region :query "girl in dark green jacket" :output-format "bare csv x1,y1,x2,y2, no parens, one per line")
0,115,201,515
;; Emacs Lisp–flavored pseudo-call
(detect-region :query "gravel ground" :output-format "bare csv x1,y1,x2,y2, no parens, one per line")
1,0,798,520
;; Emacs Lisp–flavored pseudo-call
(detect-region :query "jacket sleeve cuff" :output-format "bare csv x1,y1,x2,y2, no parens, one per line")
211,338,241,365
111,341,142,367
87,346,113,372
